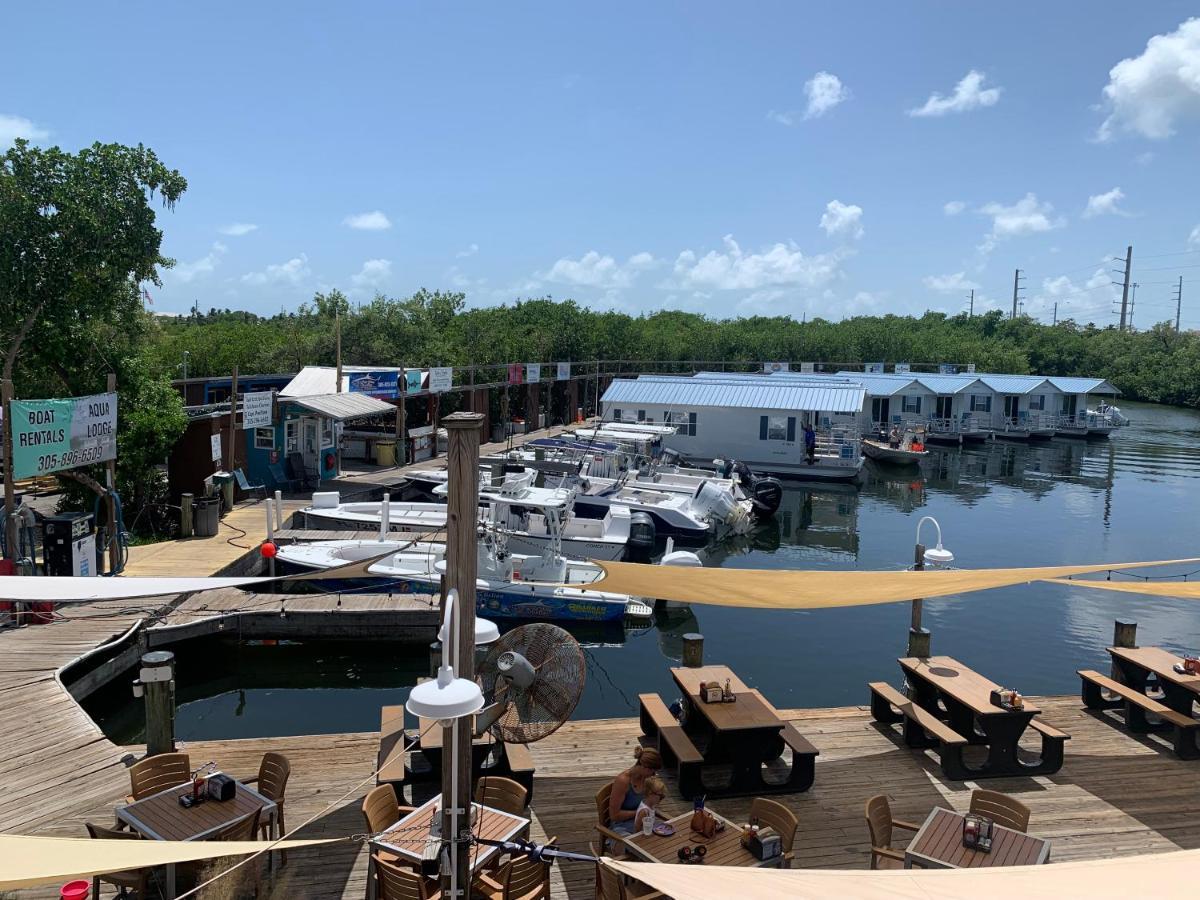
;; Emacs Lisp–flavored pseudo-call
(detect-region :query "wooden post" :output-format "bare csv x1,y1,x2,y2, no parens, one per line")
180,493,193,537
141,650,176,756
105,372,119,574
441,411,483,899
2,379,15,560
682,633,704,668
227,366,239,473
1113,620,1137,649
908,543,930,658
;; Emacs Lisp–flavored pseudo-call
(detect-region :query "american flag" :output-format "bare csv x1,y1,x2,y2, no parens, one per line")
142,287,153,305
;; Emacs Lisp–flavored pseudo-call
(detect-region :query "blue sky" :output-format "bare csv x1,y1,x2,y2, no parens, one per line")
5,3,1200,328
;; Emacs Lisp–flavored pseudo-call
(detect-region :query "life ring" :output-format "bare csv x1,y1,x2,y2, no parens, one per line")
324,451,336,470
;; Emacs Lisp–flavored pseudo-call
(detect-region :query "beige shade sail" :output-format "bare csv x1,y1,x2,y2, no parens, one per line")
1047,578,1200,599
0,835,337,890
602,848,1200,899
589,558,1200,609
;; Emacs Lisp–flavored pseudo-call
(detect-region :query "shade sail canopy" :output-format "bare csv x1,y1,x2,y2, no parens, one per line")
603,848,1200,900
1048,578,1200,599
0,835,336,889
0,576,275,604
589,558,1200,609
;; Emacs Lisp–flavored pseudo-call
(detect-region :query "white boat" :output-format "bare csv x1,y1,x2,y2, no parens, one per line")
862,426,929,467
275,531,702,623
300,474,635,561
1086,403,1130,437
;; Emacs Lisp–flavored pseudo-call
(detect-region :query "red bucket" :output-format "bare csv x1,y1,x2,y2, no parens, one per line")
60,881,89,900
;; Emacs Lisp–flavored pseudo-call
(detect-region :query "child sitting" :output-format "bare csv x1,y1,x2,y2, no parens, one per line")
633,775,667,833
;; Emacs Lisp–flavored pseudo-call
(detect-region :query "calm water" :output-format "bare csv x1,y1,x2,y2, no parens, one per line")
87,400,1200,741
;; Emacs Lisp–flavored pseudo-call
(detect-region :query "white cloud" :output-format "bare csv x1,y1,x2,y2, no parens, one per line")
1096,18,1200,141
819,200,864,239
1083,187,1127,218
909,70,1001,117
218,223,258,236
978,193,1065,251
924,272,980,293
0,113,49,147
539,251,657,289
671,235,846,292
456,243,479,258
168,242,228,283
241,254,311,286
343,210,392,230
1189,225,1200,247
766,110,797,126
943,200,967,216
804,72,849,119
351,258,392,289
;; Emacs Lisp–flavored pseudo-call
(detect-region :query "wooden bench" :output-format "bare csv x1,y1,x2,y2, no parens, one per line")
377,705,409,799
638,693,704,799
869,682,970,778
1025,717,1071,772
1079,669,1200,759
748,689,819,793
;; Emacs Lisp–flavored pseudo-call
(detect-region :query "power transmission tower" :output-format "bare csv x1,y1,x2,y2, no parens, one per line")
1115,245,1133,331
1174,276,1183,333
1011,269,1024,318
1052,301,1057,325
1129,282,1138,330
967,288,975,317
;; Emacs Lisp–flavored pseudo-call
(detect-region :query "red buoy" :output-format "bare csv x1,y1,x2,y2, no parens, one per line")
260,541,278,559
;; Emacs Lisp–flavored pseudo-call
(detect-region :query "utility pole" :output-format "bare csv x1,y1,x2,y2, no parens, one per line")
334,309,343,393
1129,283,1138,331
1011,269,1024,319
1117,245,1133,331
968,288,975,318
1052,302,1058,326
1174,276,1183,333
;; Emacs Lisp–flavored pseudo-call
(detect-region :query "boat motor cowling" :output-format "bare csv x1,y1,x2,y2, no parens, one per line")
627,511,656,556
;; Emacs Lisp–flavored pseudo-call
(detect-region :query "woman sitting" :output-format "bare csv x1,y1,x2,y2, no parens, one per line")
608,747,662,835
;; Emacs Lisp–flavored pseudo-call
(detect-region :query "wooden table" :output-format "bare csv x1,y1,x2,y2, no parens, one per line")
1109,646,1200,716
623,809,782,868
369,795,529,899
116,777,276,899
905,807,1051,869
900,656,1049,778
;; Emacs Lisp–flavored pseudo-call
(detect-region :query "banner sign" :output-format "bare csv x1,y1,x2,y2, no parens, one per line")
429,367,453,394
507,363,523,385
966,363,977,374
938,363,957,375
865,362,884,374
556,362,570,381
763,362,789,373
349,370,400,398
799,362,815,374
241,391,273,429
9,392,118,479
894,363,911,374
210,433,222,462
526,363,541,383
404,370,423,393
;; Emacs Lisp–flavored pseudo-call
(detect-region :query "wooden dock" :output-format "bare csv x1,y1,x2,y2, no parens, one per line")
4,574,1200,899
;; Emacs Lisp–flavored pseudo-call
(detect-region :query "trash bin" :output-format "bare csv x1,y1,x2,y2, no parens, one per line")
374,440,397,466
194,498,220,537
212,472,234,513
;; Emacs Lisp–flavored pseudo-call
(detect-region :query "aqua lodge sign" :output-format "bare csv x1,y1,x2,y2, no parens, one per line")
9,392,118,479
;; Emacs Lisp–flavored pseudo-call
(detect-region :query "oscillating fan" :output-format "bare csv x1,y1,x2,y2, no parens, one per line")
475,623,586,743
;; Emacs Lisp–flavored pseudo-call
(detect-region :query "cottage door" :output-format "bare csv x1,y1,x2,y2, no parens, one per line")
302,417,320,479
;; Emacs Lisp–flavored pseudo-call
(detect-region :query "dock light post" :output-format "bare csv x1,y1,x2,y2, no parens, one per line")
910,516,954,658
139,651,177,756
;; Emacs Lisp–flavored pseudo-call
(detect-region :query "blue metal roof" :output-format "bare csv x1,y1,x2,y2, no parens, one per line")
834,370,987,395
1046,376,1120,395
976,375,1055,395
603,376,865,413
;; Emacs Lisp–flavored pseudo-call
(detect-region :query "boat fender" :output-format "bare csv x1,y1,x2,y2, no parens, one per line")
660,550,702,568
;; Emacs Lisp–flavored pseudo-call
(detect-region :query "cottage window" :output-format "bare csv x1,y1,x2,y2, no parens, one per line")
637,410,646,422
901,395,922,414
611,408,623,422
1029,394,1045,411
665,411,697,437
321,418,335,446
253,428,275,450
759,415,796,442
284,421,299,453
970,395,992,413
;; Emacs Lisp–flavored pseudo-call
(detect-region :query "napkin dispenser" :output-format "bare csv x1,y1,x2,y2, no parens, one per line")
206,773,236,802
699,681,724,704
746,826,781,861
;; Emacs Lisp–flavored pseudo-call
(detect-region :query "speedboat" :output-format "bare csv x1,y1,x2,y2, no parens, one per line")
1086,403,1129,437
275,530,702,623
862,425,929,467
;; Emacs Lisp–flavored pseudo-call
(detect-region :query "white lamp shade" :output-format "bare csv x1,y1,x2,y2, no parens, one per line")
439,616,500,646
406,673,484,721
923,545,955,566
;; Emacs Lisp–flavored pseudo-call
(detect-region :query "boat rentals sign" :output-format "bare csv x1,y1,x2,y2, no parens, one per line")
429,367,453,393
9,392,118,479
241,390,274,429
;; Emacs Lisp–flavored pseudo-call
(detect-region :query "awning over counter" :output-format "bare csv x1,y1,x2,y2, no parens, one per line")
282,393,396,421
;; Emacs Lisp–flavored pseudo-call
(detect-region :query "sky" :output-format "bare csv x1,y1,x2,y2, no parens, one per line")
4,3,1200,329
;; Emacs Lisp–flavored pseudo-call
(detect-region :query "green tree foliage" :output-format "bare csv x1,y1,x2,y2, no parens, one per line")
152,295,1200,409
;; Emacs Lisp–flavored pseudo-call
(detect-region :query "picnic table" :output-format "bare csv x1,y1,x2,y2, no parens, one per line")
368,795,529,900
116,776,276,899
639,665,817,798
1109,646,1200,716
905,807,1051,869
623,808,783,868
870,656,1068,780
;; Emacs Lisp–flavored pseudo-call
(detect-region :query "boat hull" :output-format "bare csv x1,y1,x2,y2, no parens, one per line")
861,440,927,467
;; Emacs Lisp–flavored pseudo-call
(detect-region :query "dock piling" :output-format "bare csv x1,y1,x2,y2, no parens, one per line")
140,650,176,756
682,633,704,667
180,493,193,538
274,490,284,531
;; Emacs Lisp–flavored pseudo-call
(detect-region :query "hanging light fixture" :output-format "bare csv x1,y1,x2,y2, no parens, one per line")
916,516,955,567
408,589,485,722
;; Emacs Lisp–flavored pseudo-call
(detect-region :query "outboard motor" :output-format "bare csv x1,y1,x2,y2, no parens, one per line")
661,448,682,467
730,460,783,519
627,511,657,557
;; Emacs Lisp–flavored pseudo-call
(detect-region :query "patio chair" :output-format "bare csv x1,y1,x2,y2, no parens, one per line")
127,751,192,802
182,810,262,898
749,797,798,868
287,452,315,490
85,822,153,898
375,854,441,900
269,462,299,493
244,752,291,864
594,845,661,900
594,783,632,857
362,783,418,834
474,776,528,816
864,794,920,869
475,837,556,900
970,789,1030,833
233,467,267,501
